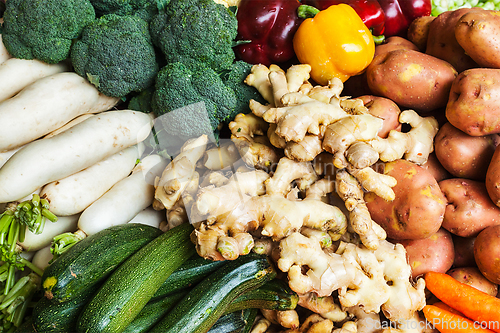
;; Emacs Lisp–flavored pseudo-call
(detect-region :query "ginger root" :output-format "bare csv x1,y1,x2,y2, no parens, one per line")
335,169,386,250
278,232,426,321
369,110,439,166
229,113,280,170
154,135,208,210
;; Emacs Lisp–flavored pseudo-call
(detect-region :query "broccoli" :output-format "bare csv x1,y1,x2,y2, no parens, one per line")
1,0,95,64
71,14,159,98
149,0,238,73
219,60,267,122
151,61,237,144
432,0,500,15
90,0,149,16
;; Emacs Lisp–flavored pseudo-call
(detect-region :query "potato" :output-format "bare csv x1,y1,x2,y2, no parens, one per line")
365,159,446,240
486,144,500,206
452,235,476,268
439,178,500,237
447,267,498,296
396,228,454,279
434,122,499,180
425,8,479,73
407,15,436,52
374,36,419,57
446,68,500,136
366,49,457,114
357,95,401,138
474,224,500,284
421,153,451,183
456,9,500,69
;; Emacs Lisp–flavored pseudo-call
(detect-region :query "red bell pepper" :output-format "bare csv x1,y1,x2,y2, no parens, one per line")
301,0,386,36
233,0,303,66
377,0,432,37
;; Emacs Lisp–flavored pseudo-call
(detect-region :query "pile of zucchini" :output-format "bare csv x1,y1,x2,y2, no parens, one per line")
19,223,298,333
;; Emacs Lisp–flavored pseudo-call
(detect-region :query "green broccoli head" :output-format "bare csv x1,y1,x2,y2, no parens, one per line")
152,61,237,143
149,0,238,73
70,14,159,98
90,0,149,16
220,60,267,122
1,0,95,64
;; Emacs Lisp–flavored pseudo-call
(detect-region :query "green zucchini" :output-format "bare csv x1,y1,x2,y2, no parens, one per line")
226,279,298,313
208,308,258,333
32,287,95,333
77,223,195,333
152,255,227,300
122,291,188,333
41,223,163,303
149,253,276,333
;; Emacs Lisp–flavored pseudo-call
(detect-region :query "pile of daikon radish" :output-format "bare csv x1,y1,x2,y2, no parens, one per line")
0,36,168,272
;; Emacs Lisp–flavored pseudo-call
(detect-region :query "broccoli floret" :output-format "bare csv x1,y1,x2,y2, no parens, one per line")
90,0,149,16
220,60,266,122
71,14,159,98
1,0,95,64
128,86,155,113
149,0,238,73
151,61,237,143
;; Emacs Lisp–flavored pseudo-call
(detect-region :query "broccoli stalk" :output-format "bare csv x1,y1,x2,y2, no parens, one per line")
70,14,159,98
149,0,238,73
1,0,95,64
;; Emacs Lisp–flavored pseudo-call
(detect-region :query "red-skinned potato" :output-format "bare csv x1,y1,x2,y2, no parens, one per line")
407,15,436,52
456,9,500,69
374,36,419,57
452,235,476,268
365,159,446,240
425,8,479,73
396,228,454,279
421,152,451,183
357,95,401,138
439,178,500,237
446,68,500,136
434,122,499,180
447,267,498,296
366,49,457,114
474,224,500,284
486,144,500,207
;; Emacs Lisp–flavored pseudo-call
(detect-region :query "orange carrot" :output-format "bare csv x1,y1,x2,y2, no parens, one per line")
424,271,500,333
433,302,465,316
423,305,495,333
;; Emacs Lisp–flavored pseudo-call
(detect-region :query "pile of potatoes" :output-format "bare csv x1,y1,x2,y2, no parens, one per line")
342,7,500,298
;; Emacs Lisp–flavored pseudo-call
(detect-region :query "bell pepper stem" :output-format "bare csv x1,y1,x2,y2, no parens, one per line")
297,4,320,19
372,34,385,45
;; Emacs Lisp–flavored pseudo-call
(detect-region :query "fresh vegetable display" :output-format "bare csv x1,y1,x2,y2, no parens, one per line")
3,0,500,332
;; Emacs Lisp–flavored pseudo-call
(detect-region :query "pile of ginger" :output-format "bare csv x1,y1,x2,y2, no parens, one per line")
152,63,440,333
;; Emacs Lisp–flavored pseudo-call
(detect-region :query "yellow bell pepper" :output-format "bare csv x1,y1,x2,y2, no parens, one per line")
293,4,375,85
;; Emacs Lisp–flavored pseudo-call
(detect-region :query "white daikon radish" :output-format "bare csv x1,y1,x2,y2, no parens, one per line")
32,246,53,272
128,206,165,228
77,154,167,236
0,110,154,203
43,113,96,139
18,214,79,252
0,58,70,103
0,72,120,152
40,146,140,216
0,145,22,169
0,35,10,64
